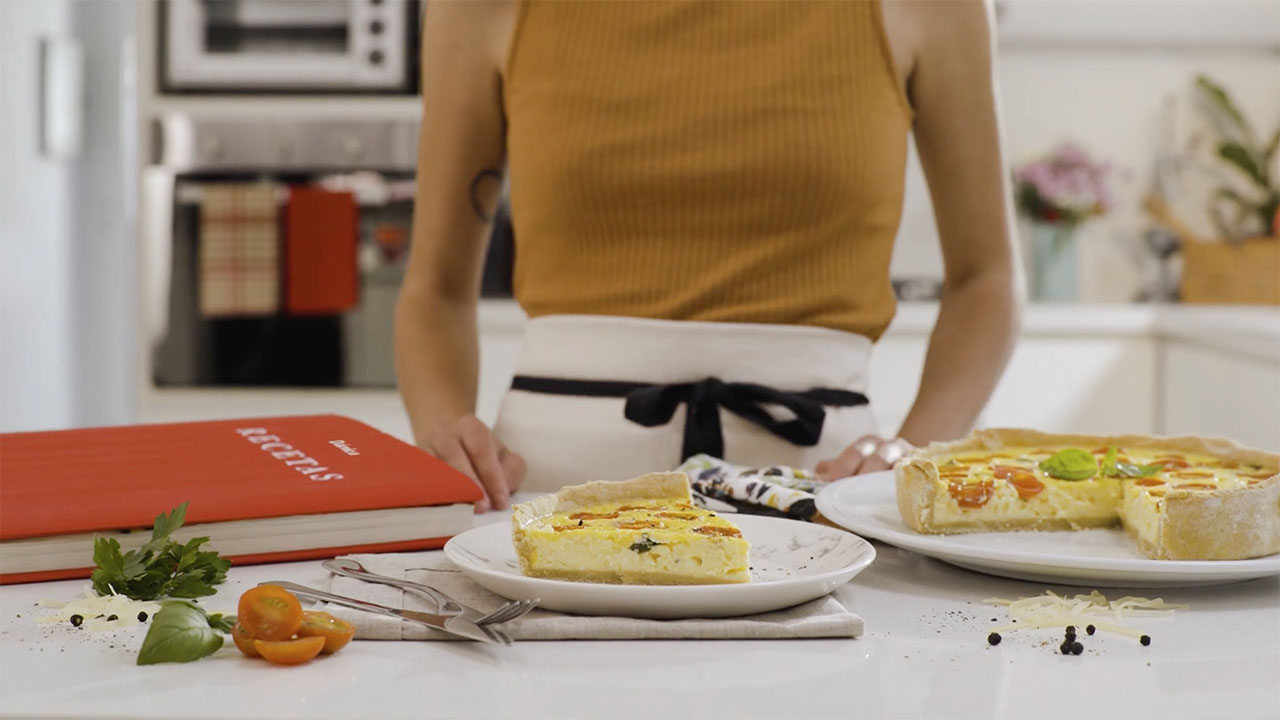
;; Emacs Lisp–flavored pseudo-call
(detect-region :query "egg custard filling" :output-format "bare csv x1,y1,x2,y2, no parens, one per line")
512,473,751,585
896,429,1279,560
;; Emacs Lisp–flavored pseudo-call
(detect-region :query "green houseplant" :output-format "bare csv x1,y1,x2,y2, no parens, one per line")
1194,75,1280,240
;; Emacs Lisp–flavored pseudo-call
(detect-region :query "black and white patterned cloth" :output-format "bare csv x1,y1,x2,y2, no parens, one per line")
675,454,822,521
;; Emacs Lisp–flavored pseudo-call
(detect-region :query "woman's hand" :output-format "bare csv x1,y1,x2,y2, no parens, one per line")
423,415,526,513
815,435,912,481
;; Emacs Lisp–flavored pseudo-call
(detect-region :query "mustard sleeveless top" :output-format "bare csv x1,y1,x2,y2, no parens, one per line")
503,0,911,339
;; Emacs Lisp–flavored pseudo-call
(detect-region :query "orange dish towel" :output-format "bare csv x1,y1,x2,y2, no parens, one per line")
284,187,359,315
197,183,281,317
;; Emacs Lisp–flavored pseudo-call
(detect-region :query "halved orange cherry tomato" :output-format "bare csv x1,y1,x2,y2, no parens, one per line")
992,464,1030,481
949,480,995,508
297,610,356,654
1008,475,1045,500
992,465,1044,500
238,585,304,641
1134,478,1165,487
252,636,326,666
231,621,259,657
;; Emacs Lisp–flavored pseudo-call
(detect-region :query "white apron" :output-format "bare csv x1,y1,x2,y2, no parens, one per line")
493,315,878,493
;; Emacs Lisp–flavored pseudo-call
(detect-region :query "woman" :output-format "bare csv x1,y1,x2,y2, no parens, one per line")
396,0,1021,512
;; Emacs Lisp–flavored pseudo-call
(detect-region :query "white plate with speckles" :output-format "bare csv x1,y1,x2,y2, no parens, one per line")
442,515,875,618
817,471,1280,588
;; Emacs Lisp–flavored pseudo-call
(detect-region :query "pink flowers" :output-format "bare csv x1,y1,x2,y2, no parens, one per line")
1013,142,1116,227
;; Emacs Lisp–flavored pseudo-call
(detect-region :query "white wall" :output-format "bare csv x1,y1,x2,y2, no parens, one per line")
890,7,1280,303
0,0,78,432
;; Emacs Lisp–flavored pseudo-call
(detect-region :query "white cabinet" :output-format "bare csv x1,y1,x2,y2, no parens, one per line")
869,329,1157,437
1161,340,1280,451
475,331,522,426
984,337,1157,434
995,0,1280,49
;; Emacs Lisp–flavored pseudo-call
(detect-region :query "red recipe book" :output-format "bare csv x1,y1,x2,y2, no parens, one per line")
0,415,482,584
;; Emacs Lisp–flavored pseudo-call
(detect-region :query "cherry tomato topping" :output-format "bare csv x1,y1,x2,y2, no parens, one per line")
252,636,326,666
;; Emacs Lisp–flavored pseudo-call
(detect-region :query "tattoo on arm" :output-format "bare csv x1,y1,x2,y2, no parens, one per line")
469,168,504,222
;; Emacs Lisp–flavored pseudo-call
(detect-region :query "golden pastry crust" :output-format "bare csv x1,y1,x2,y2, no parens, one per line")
896,428,1279,560
909,428,1277,469
1138,477,1280,560
511,473,751,584
511,472,689,530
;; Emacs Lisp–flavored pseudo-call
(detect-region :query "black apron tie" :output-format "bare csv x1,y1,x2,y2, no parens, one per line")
509,375,869,460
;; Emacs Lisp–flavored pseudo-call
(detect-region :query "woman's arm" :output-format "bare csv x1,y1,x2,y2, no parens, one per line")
899,0,1022,445
394,0,523,510
818,0,1022,477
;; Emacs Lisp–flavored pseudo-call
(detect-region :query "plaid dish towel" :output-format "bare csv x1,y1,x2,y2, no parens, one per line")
321,553,863,641
198,183,281,317
677,454,822,520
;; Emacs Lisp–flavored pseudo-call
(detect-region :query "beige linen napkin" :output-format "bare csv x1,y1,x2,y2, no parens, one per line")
320,552,863,640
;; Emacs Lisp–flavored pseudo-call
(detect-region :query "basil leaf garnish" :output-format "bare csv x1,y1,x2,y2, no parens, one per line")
136,602,225,665
1100,447,1118,476
1039,448,1098,481
1115,462,1163,478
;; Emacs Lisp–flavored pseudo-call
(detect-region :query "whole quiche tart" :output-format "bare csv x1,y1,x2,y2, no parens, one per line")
895,428,1279,560
512,472,751,585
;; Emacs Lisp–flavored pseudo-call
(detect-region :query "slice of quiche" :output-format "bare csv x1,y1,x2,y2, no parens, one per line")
895,428,1279,561
512,472,751,585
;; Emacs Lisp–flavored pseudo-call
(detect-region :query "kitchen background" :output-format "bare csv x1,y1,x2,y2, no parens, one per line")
1,0,1278,450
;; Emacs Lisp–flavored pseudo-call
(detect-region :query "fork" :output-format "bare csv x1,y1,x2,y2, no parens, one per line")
322,558,539,626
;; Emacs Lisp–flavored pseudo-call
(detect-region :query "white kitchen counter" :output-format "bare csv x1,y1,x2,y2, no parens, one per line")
2,507,1277,720
479,300,1280,348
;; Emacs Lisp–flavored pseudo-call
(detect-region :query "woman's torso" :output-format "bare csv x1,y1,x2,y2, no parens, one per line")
500,0,913,339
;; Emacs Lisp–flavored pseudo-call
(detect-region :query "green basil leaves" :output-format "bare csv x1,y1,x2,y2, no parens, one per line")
1038,448,1099,481
1099,447,1163,478
136,601,232,665
629,536,662,554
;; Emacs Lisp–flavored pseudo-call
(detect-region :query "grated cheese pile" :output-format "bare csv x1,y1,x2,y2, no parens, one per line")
986,589,1187,637
37,586,162,632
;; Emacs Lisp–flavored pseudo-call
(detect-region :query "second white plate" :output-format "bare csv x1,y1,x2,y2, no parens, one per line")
443,515,875,618
816,470,1280,587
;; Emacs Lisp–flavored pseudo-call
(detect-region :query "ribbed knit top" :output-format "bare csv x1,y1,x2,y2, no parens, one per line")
503,0,911,339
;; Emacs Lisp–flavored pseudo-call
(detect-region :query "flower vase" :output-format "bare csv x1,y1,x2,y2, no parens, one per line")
1028,223,1078,302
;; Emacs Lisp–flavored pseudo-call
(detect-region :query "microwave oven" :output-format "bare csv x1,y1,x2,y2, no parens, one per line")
161,0,419,93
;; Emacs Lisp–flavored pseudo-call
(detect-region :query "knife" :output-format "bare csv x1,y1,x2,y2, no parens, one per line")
261,581,505,645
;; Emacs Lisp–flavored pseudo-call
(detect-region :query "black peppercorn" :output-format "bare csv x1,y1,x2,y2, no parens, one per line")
1066,625,1076,634
987,632,1001,646
1086,625,1096,636
69,614,83,627
106,614,118,622
1140,635,1151,646
1071,642,1084,655
137,611,148,622
1059,642,1072,655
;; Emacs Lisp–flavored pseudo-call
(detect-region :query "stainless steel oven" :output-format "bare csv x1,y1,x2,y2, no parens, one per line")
143,112,514,389
161,0,418,93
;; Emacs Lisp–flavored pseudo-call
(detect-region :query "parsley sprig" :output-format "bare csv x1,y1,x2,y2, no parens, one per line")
91,502,230,601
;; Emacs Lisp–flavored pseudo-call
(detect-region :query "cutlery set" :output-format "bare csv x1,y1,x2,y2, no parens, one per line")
263,558,539,645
